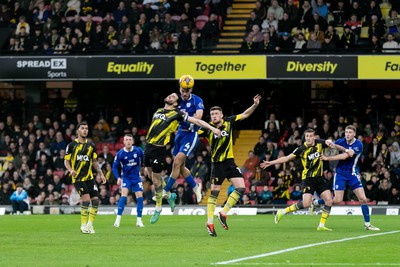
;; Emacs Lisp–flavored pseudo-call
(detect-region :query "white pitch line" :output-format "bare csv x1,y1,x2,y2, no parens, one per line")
212,230,400,265
220,263,400,266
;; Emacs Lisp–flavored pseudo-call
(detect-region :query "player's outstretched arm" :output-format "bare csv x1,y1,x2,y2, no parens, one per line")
240,94,262,120
187,116,221,137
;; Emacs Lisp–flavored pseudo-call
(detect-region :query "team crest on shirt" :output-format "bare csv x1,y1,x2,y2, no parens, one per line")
134,153,137,158
198,102,204,108
186,103,191,108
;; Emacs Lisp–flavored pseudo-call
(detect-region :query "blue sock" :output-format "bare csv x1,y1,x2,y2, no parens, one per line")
136,197,143,218
361,204,370,223
185,174,197,188
117,196,127,216
317,198,325,205
163,177,176,192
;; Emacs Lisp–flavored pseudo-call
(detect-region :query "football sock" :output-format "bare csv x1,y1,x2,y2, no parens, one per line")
185,174,197,188
361,204,370,224
155,185,163,210
88,199,99,225
223,188,244,215
318,205,332,227
81,201,90,225
285,202,303,214
207,191,218,224
137,197,143,218
163,177,176,192
117,196,127,216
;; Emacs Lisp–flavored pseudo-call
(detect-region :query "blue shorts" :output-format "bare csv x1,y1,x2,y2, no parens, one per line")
122,178,143,193
173,131,199,157
333,172,363,191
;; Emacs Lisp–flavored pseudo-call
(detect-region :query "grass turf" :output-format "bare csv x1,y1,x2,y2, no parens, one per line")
0,214,399,267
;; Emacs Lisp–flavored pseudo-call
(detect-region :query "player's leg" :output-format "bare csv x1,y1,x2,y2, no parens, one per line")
317,185,333,231
206,183,220,237
114,185,129,227
87,180,100,234
218,176,245,230
134,189,144,227
75,181,90,233
353,185,380,230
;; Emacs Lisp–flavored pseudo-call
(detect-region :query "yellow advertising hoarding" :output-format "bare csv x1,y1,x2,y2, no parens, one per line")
358,56,400,79
175,56,266,79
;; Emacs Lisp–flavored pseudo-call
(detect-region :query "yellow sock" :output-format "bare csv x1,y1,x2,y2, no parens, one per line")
223,190,241,214
207,195,217,224
155,185,163,208
81,203,89,225
285,203,299,213
88,204,98,224
319,207,331,227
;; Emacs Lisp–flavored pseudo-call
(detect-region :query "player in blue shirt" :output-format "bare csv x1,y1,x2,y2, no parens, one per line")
162,75,204,203
312,125,380,230
112,134,145,228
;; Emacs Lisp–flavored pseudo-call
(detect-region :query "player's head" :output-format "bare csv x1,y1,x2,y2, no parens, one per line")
210,106,223,124
76,121,89,138
345,125,356,140
179,74,194,100
164,93,179,107
303,128,315,145
123,134,134,148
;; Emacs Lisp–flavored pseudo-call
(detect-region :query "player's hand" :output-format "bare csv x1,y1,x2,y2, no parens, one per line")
321,154,329,161
117,178,122,186
260,161,271,169
213,128,222,138
325,139,334,148
69,170,77,177
253,94,262,105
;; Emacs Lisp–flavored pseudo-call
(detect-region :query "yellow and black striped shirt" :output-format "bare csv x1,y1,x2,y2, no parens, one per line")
207,115,241,163
146,108,186,146
292,139,328,179
64,138,97,183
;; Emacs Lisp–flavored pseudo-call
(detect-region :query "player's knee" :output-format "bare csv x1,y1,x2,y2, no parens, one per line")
211,190,220,198
325,197,333,206
82,201,90,208
236,187,245,196
91,199,99,207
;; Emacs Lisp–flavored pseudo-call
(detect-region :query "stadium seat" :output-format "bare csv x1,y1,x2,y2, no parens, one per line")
256,185,263,193
346,201,360,205
249,200,256,205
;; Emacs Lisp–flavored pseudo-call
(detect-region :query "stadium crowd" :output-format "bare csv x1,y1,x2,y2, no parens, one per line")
1,0,400,54
0,88,400,210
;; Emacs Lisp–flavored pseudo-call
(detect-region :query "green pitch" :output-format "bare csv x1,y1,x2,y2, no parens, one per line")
0,214,399,267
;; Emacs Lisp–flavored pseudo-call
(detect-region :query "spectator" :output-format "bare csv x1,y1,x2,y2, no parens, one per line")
388,187,400,204
258,185,273,204
10,182,30,214
290,184,302,201
240,150,260,177
364,180,378,203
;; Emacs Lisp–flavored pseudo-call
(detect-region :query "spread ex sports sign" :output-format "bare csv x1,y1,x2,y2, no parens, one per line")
175,56,266,79
358,56,400,79
267,56,357,79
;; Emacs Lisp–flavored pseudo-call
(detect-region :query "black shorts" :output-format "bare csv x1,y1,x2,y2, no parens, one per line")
74,180,99,198
302,176,330,196
210,159,242,186
144,143,166,173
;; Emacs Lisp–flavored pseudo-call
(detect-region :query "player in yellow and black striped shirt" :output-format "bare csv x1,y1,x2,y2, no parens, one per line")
260,128,335,231
144,93,221,224
64,121,106,234
205,94,261,237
